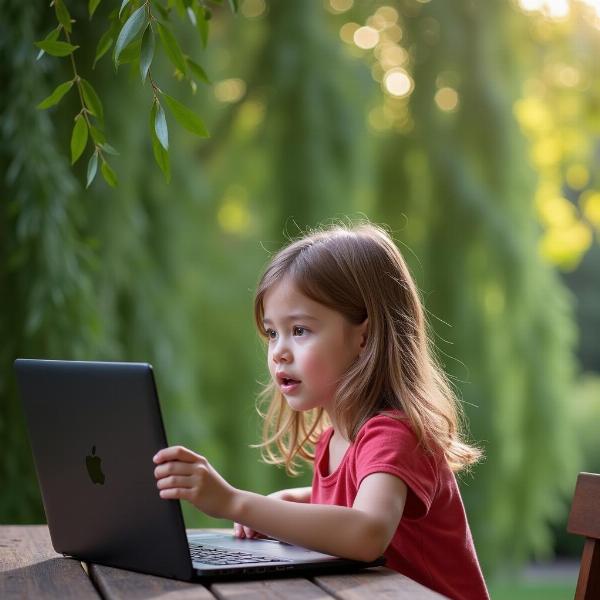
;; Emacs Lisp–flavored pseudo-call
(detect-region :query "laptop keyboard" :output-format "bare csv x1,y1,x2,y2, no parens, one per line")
189,542,291,566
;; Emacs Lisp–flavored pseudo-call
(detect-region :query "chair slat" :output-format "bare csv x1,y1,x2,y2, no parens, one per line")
568,473,600,539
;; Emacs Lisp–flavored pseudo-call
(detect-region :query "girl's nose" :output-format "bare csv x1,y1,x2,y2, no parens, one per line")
272,342,291,363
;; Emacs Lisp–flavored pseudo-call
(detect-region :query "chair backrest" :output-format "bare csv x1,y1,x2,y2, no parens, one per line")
567,472,600,600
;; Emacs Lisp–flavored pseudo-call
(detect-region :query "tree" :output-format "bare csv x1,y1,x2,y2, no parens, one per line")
371,0,577,570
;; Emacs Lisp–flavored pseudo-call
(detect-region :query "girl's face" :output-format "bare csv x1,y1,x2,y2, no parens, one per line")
262,278,367,415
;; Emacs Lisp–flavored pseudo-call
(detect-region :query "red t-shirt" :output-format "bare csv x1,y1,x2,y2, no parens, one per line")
311,412,489,600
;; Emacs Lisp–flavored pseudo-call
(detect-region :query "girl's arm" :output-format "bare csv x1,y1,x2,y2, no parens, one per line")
154,446,406,563
235,486,312,539
274,486,312,503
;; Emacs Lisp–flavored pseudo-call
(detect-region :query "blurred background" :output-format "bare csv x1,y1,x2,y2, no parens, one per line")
2,0,600,597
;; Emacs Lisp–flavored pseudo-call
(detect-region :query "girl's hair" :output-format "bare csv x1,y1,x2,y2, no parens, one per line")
253,221,482,475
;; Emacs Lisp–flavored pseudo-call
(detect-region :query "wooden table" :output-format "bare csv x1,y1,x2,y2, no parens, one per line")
0,526,447,599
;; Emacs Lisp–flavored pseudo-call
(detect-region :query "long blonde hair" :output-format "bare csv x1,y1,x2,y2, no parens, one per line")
253,221,482,475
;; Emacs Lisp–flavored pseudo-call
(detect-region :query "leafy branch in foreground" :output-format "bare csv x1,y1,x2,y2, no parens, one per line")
35,0,236,187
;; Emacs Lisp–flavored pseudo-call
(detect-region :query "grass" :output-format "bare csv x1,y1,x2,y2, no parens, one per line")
488,579,575,600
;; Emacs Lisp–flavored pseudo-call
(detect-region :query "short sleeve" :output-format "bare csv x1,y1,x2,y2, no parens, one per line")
354,415,439,519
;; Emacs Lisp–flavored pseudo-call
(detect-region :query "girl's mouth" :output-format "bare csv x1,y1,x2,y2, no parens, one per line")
280,378,301,394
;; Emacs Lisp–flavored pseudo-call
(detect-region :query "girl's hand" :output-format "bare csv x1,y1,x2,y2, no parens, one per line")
153,446,237,520
234,487,311,539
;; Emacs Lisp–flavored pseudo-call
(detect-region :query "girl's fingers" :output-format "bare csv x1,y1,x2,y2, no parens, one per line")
156,475,192,490
233,522,266,539
159,487,192,500
154,461,193,479
153,446,201,464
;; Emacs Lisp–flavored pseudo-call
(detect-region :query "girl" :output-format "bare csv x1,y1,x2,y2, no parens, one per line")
153,222,489,600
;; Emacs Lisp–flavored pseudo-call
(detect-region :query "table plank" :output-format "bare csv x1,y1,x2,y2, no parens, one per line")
89,563,215,599
314,567,449,599
210,577,333,599
0,525,99,599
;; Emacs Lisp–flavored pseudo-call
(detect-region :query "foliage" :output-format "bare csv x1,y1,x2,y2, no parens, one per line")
512,2,600,271
34,0,229,187
2,0,593,577
0,0,105,521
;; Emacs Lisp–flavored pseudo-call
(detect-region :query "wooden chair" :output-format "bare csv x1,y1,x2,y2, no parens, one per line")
568,472,600,600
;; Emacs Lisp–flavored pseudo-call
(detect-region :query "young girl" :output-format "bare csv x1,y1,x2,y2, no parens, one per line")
153,222,490,599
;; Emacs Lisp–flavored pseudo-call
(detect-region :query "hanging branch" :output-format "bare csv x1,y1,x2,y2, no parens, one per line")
35,0,237,187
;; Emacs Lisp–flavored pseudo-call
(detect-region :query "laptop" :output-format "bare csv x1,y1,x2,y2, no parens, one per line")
14,358,385,581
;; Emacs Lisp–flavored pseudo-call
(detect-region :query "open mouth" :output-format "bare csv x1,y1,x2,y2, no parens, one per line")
282,377,300,386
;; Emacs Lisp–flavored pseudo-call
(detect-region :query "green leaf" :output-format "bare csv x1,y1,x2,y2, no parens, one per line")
186,6,196,26
154,102,169,150
119,0,131,19
71,116,89,165
228,0,238,13
80,79,104,122
162,93,209,138
89,124,106,145
118,38,141,64
156,21,187,75
36,80,74,110
54,0,72,33
36,26,61,60
187,58,210,84
100,143,119,156
35,40,79,57
86,152,99,188
89,0,102,18
194,7,209,46
150,103,171,182
93,28,114,68
101,160,118,187
140,25,154,82
114,5,147,67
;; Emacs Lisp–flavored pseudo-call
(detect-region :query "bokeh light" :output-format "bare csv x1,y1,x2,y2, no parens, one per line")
327,0,353,14
354,26,380,49
339,22,360,44
435,87,459,111
241,0,266,19
214,78,246,103
383,69,413,97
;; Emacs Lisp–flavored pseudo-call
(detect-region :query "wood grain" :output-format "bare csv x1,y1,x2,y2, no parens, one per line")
89,563,214,599
0,525,99,599
211,577,333,599
314,567,449,599
568,472,600,538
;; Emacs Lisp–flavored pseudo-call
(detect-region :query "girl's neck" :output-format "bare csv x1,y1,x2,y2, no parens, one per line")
325,410,350,442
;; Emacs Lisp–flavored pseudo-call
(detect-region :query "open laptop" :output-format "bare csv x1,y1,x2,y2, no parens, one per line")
14,358,385,581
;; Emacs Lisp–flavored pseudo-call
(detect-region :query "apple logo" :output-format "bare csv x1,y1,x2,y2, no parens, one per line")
86,445,105,485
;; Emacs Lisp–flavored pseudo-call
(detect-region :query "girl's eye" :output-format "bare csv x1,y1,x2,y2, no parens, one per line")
265,328,276,339
293,326,307,336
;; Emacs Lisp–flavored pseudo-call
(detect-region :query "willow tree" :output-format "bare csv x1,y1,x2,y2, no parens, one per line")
371,0,577,571
0,0,107,522
0,0,227,526
252,1,372,231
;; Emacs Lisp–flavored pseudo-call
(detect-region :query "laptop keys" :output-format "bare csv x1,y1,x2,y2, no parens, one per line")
189,543,291,566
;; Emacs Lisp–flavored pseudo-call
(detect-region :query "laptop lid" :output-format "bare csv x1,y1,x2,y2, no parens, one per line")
14,359,194,580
